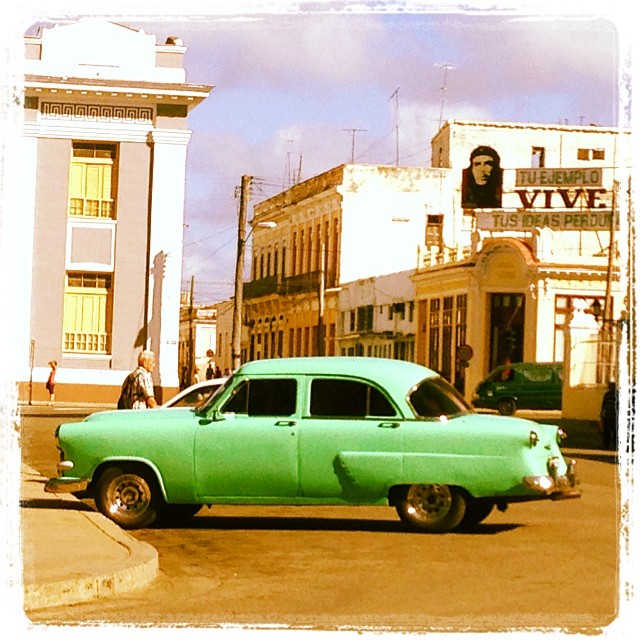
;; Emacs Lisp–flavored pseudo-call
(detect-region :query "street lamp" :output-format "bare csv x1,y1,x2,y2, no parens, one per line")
231,202,277,371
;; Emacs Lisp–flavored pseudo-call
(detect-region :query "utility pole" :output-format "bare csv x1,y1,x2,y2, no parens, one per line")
603,180,618,329
317,242,326,356
232,175,251,371
343,128,367,163
188,275,195,384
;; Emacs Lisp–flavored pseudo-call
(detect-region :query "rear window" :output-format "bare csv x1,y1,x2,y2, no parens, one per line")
409,377,471,419
309,378,397,417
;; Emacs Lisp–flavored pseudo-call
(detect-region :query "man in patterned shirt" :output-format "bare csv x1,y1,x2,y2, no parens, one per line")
119,350,157,409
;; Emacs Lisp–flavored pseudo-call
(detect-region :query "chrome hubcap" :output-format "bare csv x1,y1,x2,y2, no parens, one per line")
111,475,150,514
406,484,452,523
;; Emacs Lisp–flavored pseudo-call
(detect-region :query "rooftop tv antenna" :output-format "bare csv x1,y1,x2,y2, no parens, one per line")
437,63,455,130
343,128,367,163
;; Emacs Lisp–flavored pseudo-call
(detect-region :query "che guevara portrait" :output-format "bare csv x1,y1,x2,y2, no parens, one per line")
461,145,503,208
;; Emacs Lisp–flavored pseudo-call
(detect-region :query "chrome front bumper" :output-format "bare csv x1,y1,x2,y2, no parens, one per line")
45,477,89,494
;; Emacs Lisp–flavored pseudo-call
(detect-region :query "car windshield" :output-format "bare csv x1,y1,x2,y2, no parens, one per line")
408,376,472,419
195,377,232,413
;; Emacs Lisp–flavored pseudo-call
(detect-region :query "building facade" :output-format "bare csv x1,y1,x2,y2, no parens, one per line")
414,120,631,405
178,300,219,387
336,270,416,362
16,20,211,402
241,164,455,363
239,120,630,416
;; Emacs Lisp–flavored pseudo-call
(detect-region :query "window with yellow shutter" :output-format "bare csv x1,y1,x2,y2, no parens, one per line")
63,272,113,354
68,143,117,218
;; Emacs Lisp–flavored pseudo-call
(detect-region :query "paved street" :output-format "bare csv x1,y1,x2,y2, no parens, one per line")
20,410,622,633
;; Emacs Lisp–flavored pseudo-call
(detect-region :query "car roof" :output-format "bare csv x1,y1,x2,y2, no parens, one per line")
236,357,437,390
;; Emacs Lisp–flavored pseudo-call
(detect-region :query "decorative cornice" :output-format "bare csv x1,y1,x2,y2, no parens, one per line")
42,101,153,124
25,74,212,101
147,129,192,145
22,120,151,142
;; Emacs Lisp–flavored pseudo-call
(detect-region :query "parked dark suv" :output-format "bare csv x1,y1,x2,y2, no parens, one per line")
472,362,563,415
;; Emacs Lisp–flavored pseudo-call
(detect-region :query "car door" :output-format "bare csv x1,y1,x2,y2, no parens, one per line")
194,377,299,500
297,376,404,501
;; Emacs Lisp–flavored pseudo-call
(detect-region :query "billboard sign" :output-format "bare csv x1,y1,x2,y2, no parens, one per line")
515,167,603,188
476,210,617,232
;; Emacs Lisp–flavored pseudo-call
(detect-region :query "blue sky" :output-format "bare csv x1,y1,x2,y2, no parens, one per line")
17,1,624,304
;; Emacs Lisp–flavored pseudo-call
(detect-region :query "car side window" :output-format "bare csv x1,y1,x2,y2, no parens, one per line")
309,378,397,417
221,379,297,417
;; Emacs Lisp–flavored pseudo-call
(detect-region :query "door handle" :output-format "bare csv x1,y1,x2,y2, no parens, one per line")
378,422,400,429
275,420,296,427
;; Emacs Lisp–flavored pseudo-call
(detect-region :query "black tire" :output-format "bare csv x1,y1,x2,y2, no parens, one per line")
455,499,494,530
160,504,202,524
497,398,517,416
395,484,467,533
95,465,162,529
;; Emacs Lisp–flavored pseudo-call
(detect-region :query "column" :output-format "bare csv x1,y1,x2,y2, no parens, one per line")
146,129,191,391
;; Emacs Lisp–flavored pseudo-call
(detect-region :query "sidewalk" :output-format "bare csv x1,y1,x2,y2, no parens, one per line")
17,403,616,612
20,462,158,611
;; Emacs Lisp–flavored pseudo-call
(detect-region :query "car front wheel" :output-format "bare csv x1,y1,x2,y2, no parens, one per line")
497,397,517,415
95,465,162,529
395,484,467,533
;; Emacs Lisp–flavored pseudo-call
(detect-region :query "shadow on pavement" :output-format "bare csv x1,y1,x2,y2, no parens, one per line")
160,514,522,535
20,498,96,511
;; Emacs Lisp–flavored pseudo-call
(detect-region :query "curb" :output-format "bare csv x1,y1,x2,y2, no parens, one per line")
22,466,159,611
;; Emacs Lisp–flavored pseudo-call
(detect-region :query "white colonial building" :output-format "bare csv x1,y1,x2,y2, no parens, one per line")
13,19,211,403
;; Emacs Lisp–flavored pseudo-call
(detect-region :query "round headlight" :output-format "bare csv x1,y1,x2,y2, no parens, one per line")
529,430,539,447
556,428,567,444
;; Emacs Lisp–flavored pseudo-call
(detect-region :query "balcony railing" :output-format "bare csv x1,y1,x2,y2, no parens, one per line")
418,245,471,269
278,271,321,296
244,275,279,299
63,332,109,354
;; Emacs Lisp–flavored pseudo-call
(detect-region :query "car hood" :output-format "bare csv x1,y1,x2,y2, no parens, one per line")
81,408,196,423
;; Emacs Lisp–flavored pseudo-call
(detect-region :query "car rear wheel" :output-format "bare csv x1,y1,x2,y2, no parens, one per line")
95,465,162,529
497,397,517,415
395,484,467,533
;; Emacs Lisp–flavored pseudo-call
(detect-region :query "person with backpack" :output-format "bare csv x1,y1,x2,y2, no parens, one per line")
117,350,157,409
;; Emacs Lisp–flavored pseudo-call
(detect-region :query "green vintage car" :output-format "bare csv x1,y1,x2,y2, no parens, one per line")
45,357,580,532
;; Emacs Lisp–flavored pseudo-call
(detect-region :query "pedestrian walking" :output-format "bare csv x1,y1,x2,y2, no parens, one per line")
117,350,157,409
45,361,57,405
